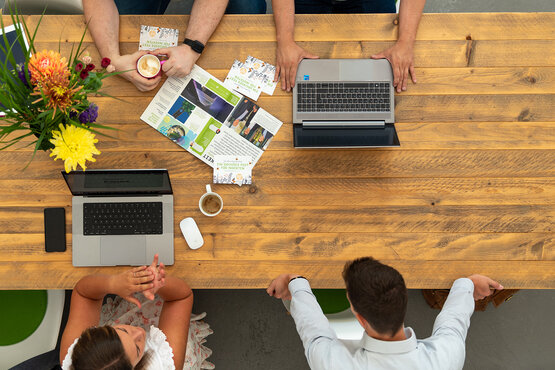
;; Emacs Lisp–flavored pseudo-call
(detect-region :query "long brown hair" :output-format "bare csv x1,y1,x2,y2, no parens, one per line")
71,326,151,370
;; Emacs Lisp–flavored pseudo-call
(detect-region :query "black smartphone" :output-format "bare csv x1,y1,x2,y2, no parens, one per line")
44,208,66,252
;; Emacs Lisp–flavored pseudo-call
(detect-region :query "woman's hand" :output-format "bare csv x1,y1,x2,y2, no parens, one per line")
143,254,166,300
109,266,154,308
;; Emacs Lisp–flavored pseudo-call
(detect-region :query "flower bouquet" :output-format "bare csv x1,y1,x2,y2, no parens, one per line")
0,10,118,172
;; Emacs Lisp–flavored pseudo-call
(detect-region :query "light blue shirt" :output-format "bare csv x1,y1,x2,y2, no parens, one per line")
288,278,475,370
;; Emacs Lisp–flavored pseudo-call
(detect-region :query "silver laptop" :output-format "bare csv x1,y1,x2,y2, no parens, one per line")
63,169,174,266
293,59,400,148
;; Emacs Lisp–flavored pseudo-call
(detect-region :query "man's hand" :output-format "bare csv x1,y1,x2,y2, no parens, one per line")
371,40,416,93
468,274,504,300
111,50,162,92
267,274,301,300
143,254,166,300
154,45,200,78
275,41,319,92
109,266,154,308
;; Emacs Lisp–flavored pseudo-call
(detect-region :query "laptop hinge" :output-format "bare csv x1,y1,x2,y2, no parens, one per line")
302,120,385,128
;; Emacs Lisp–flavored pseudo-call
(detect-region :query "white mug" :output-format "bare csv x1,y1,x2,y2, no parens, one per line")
199,184,223,217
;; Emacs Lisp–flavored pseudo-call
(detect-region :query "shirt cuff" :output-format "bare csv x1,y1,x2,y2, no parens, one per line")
452,277,475,293
289,276,312,295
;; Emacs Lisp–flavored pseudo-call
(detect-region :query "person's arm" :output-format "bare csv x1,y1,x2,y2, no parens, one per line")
82,0,161,92
157,276,194,370
430,275,503,368
271,0,318,92
59,267,154,363
371,0,426,93
153,0,228,77
267,274,353,369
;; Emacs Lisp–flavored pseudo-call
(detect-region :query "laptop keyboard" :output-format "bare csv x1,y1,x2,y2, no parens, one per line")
83,202,163,236
297,82,391,113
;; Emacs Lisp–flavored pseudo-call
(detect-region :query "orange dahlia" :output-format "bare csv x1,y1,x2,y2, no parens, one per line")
28,50,71,86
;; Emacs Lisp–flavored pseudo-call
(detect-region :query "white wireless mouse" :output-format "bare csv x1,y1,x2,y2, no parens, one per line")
180,217,204,250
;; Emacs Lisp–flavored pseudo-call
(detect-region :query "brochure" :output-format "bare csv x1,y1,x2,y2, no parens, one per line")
213,155,252,186
244,55,277,95
141,65,283,168
139,25,179,51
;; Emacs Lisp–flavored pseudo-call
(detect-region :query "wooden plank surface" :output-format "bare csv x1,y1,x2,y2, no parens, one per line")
0,13,553,289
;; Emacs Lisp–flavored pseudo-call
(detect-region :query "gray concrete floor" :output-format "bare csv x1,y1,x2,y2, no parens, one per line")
2,0,554,369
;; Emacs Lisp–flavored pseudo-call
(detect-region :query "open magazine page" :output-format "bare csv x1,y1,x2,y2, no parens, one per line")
141,65,282,168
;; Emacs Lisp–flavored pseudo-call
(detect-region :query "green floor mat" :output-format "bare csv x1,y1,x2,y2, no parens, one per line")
0,290,47,346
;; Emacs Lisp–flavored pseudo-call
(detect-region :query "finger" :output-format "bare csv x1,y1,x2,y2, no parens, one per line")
274,65,280,83
409,65,416,83
371,53,386,59
401,67,408,91
126,296,142,308
488,278,504,290
135,269,153,278
152,47,171,56
152,254,159,268
288,64,297,91
305,52,319,59
281,65,288,91
395,66,402,92
131,265,148,273
143,290,154,300
135,275,155,284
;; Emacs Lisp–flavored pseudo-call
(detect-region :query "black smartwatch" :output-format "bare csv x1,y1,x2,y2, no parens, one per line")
183,38,205,54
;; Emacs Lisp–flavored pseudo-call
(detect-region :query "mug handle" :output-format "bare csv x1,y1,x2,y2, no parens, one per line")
206,184,212,193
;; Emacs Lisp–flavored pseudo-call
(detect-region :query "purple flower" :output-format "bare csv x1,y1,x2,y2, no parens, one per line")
78,103,99,124
17,63,30,87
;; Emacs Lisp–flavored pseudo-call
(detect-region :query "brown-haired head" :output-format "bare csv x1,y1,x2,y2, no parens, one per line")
70,326,151,370
342,257,408,337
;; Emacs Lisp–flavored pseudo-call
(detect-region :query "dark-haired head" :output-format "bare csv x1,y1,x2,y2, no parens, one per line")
70,325,151,370
343,257,408,337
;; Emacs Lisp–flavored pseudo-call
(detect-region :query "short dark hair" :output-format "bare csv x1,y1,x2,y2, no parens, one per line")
71,326,151,370
342,257,408,336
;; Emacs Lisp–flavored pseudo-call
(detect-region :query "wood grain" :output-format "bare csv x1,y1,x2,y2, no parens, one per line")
14,13,555,43
0,14,553,290
0,260,552,289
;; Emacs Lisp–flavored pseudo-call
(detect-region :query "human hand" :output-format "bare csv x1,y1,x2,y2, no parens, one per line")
275,40,319,92
110,50,162,92
153,45,200,78
109,266,154,308
468,274,504,300
143,254,166,300
266,274,301,300
371,40,416,93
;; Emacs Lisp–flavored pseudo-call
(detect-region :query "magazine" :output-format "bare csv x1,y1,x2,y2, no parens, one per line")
140,65,283,168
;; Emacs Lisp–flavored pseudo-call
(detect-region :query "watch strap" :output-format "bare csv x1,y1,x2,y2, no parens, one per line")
183,38,205,54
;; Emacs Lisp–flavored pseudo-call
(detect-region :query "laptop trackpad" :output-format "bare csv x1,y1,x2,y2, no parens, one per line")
101,236,146,265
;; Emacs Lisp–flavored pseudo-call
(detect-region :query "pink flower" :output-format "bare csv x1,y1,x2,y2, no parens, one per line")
101,57,111,68
106,64,115,73
82,55,92,65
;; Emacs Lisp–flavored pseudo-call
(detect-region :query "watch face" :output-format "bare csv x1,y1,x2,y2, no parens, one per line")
185,39,204,54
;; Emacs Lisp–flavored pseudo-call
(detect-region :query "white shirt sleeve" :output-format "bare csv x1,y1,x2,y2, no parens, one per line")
430,278,475,369
288,278,355,370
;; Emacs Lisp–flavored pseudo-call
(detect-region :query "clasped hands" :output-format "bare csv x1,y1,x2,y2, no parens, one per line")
110,44,199,92
109,254,166,308
275,40,416,93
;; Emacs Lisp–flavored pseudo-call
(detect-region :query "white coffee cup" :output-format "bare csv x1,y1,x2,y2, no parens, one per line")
136,54,164,79
199,184,223,217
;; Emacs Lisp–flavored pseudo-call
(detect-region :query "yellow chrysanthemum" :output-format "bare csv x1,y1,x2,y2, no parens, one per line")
28,50,70,86
49,124,101,172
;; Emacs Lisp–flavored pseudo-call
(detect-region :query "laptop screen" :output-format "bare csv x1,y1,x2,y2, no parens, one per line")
62,170,173,196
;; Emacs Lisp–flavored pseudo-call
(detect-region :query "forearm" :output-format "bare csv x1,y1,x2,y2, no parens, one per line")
185,0,228,44
157,276,193,302
74,274,115,300
397,0,426,45
83,0,121,59
272,0,296,44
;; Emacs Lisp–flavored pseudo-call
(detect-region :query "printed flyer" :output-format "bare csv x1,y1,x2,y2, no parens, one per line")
139,25,179,51
141,65,283,168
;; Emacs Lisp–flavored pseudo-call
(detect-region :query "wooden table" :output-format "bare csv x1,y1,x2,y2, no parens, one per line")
0,13,553,289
